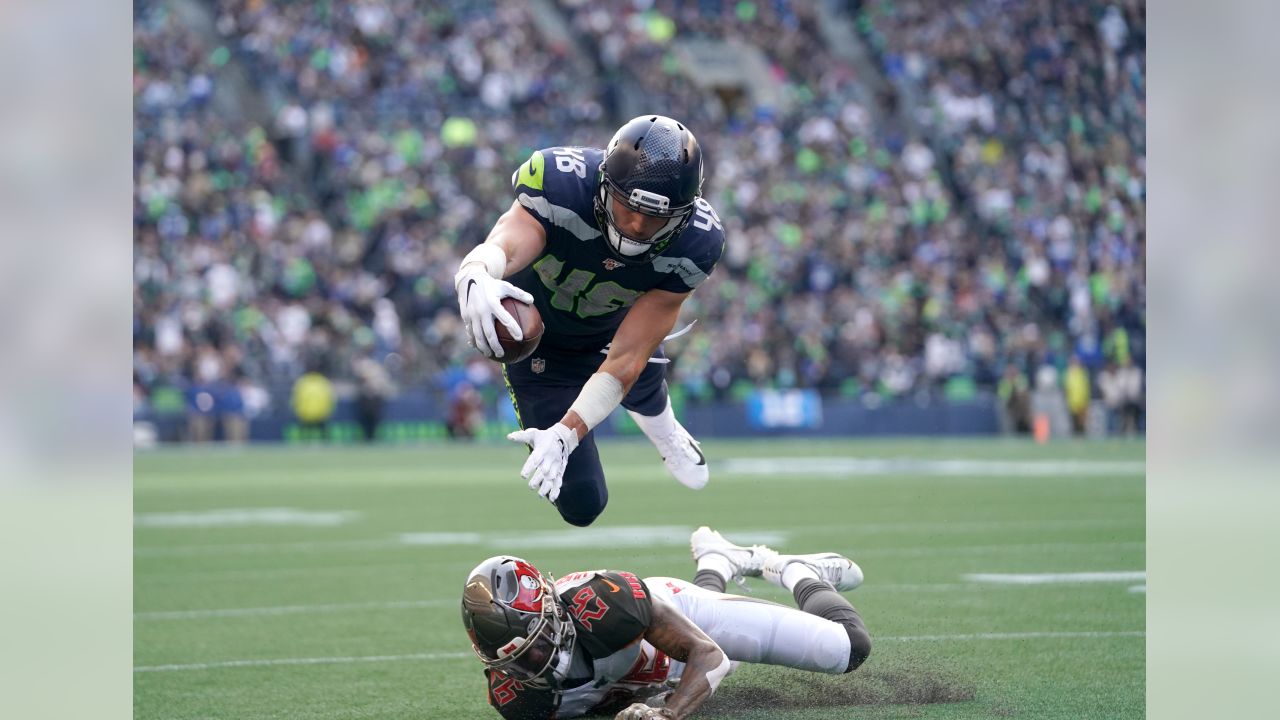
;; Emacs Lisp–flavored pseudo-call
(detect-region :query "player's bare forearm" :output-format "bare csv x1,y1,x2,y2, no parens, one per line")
556,289,687,441
641,599,727,719
600,289,686,389
479,200,547,276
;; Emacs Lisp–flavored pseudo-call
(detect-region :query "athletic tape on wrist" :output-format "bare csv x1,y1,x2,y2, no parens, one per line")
705,652,732,693
552,422,580,453
454,243,507,290
568,372,625,431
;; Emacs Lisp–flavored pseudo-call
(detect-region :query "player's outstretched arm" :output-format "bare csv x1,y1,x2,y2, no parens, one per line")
510,289,687,503
560,288,688,440
597,288,686,392
455,200,546,358
620,597,730,720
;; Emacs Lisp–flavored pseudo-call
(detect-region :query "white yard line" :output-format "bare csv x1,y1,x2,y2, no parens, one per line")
136,526,787,557
829,518,1140,534
136,523,1143,559
629,541,1142,573
883,630,1145,642
850,541,1144,558
720,457,1145,477
134,631,1144,673
136,560,434,583
133,652,471,673
135,571,1143,625
964,571,1147,585
401,526,789,549
135,599,454,621
135,539,402,557
132,577,1112,624
135,508,359,528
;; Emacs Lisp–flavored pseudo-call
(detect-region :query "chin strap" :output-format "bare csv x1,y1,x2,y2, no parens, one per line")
598,319,697,364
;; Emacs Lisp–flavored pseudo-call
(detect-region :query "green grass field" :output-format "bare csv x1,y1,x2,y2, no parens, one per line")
134,438,1145,719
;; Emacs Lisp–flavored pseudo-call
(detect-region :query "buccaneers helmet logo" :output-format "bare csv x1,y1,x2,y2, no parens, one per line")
508,560,546,612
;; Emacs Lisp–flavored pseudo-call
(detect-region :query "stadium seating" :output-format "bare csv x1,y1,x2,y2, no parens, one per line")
133,0,1144,435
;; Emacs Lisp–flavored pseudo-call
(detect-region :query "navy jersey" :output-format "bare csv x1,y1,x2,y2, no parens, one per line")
506,147,725,354
484,570,671,720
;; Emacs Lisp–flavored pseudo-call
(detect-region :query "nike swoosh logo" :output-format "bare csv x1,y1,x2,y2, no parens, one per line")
689,441,706,466
465,279,477,302
600,578,621,593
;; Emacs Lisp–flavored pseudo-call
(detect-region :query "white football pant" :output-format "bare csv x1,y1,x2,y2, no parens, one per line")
644,576,852,678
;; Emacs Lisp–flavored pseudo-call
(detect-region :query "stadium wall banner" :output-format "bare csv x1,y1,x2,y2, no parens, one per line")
744,389,824,429
135,390,999,444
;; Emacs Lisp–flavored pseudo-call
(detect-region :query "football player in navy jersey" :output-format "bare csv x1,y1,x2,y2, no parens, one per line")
454,115,726,526
461,528,872,720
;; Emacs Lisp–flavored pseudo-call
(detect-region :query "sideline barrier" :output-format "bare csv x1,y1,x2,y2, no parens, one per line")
136,388,999,443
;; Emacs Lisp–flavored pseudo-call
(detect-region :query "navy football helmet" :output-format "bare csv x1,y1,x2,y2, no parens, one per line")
461,556,575,684
594,115,704,264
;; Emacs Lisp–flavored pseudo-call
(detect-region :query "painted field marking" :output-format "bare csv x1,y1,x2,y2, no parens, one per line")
399,526,790,550
136,534,1140,560
133,652,471,673
885,630,1145,642
135,508,359,528
133,631,1144,673
136,526,782,557
876,541,1144,557
720,457,1145,477
136,559,436,583
828,518,1140,534
135,599,454,621
633,544,1145,578
135,539,399,557
393,531,483,545
964,571,1147,585
136,576,1118,624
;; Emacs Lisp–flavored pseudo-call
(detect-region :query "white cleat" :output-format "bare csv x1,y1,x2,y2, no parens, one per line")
690,526,776,581
763,552,865,592
632,413,709,490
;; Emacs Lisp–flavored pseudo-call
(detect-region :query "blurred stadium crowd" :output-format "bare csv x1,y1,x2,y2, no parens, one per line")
133,0,1145,439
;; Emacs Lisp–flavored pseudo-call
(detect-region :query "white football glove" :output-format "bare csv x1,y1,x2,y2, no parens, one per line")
455,264,534,359
614,703,675,720
507,423,579,502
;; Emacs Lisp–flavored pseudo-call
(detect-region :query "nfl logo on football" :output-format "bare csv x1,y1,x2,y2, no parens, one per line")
531,358,545,374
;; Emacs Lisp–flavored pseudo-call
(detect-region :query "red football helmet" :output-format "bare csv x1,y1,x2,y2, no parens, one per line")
461,555,575,683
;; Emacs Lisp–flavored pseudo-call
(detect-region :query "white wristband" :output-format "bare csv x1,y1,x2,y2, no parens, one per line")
454,243,507,290
568,372,625,431
705,652,732,693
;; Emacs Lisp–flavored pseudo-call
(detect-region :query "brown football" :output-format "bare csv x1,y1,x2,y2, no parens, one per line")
494,297,544,364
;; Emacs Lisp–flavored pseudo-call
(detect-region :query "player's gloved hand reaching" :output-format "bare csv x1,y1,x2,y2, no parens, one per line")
614,703,675,720
455,264,533,359
507,423,579,502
